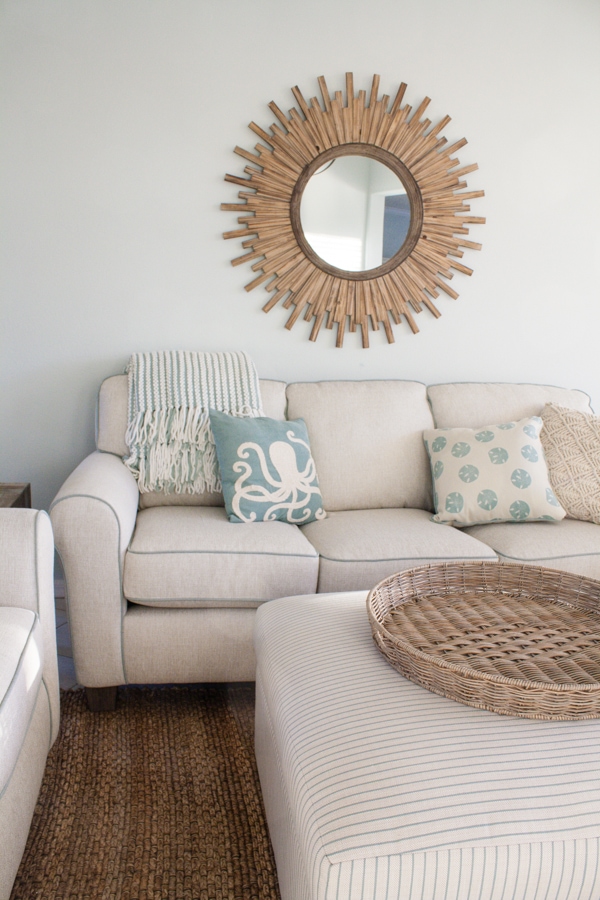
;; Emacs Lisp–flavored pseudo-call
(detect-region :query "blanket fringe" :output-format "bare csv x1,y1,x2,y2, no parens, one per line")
125,406,253,494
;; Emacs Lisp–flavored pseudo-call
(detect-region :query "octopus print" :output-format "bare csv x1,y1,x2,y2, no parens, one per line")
232,432,326,523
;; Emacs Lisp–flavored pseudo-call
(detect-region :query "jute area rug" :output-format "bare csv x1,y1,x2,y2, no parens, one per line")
11,685,281,900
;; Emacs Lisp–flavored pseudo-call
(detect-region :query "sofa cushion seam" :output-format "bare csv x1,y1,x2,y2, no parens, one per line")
317,553,497,564
495,550,600,562
126,597,266,605
127,548,318,559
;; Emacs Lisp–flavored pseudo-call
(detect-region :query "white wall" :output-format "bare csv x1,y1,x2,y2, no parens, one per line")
1,0,599,510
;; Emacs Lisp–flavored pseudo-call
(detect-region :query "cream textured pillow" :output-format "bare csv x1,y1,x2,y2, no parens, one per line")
424,417,565,526
540,403,600,524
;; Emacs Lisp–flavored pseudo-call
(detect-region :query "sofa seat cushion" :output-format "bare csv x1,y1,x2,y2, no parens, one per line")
301,508,497,592
0,607,43,796
123,507,319,607
464,519,600,579
286,381,434,512
255,593,600,900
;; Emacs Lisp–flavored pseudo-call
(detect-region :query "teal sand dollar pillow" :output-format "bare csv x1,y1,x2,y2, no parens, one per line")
209,410,326,524
423,416,565,526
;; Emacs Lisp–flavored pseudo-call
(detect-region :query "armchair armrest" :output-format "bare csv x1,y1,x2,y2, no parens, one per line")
0,509,60,744
50,452,139,688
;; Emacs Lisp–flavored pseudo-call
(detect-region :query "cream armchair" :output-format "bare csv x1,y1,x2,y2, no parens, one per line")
0,509,60,900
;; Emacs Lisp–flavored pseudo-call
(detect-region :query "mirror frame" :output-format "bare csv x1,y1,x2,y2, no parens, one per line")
222,74,485,348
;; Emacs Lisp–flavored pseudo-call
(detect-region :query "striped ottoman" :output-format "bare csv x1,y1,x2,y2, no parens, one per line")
254,592,600,900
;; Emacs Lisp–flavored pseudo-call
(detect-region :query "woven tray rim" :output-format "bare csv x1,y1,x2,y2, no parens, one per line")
367,561,600,702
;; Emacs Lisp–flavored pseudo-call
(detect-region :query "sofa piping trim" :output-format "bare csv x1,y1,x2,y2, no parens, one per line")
126,597,268,606
41,677,52,753
33,510,57,744
495,550,600,563
98,448,126,458
427,379,592,400
126,548,319,559
287,377,429,389
316,552,497,564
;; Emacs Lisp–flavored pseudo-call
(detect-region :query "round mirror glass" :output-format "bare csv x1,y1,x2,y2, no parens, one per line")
299,155,411,273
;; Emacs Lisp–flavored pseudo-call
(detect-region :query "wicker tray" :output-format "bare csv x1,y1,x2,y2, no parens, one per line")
367,561,600,720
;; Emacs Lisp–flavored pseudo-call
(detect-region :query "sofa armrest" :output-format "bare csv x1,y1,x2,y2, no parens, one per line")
50,452,139,688
0,509,60,744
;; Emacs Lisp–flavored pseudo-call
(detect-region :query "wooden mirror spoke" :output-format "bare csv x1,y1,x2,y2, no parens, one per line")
222,74,485,348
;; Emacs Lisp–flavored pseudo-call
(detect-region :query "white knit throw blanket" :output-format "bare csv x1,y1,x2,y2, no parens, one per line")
123,351,263,494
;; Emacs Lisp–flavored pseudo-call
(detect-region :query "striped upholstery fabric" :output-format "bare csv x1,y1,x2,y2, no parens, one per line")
254,592,600,900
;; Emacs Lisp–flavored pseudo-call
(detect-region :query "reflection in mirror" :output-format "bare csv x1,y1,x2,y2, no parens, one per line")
299,155,410,272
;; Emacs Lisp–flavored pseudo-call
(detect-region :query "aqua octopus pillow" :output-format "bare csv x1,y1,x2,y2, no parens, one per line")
423,416,565,526
209,410,326,524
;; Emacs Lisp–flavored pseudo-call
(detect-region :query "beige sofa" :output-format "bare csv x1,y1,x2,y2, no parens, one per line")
0,510,60,899
50,376,598,709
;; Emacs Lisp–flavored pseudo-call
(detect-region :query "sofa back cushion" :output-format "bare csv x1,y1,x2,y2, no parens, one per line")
286,381,434,512
427,382,592,429
96,375,287,508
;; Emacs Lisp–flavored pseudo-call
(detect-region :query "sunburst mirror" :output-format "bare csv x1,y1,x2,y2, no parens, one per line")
222,74,485,348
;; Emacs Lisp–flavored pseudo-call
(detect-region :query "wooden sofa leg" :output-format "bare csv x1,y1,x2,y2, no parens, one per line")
85,686,118,712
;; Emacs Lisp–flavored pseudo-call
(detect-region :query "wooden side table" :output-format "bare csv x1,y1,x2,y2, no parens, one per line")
0,483,32,508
